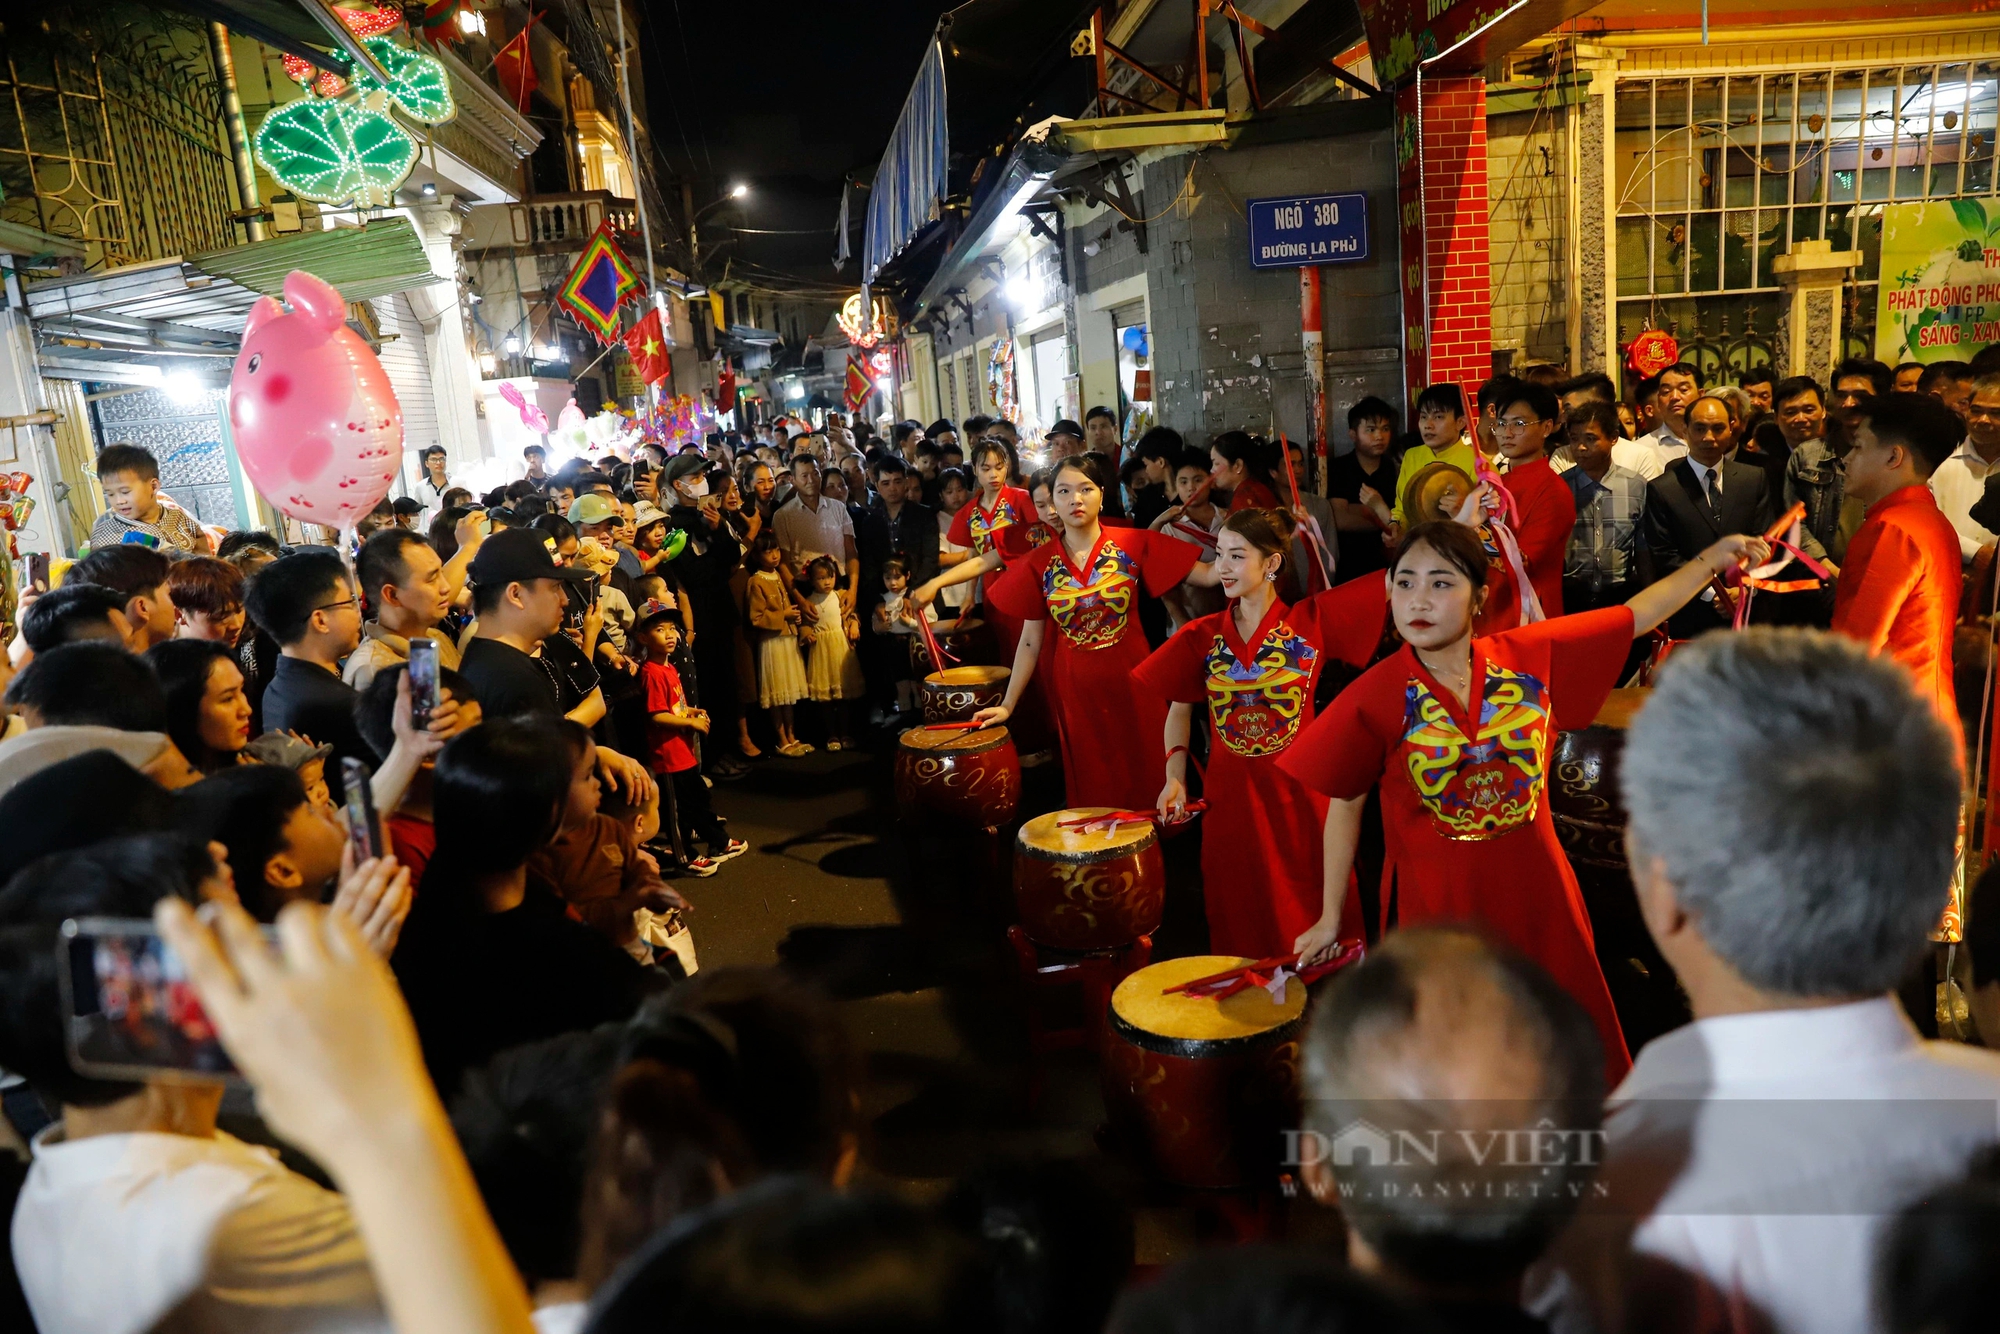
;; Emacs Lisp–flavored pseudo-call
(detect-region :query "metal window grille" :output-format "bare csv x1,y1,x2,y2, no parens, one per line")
0,20,235,272
1614,62,1999,379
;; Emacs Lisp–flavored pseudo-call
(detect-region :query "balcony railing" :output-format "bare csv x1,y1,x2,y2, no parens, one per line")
511,191,636,246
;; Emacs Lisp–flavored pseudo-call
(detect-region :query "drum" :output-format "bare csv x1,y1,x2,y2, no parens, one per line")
1012,809,1164,952
1550,687,1689,1049
1548,687,1649,871
893,725,1020,828
921,664,1010,725
1102,955,1308,1189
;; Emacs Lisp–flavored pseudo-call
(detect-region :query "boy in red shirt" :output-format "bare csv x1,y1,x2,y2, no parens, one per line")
635,600,746,877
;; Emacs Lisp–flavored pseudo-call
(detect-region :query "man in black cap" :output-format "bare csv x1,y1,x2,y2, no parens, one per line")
457,527,595,721
658,452,750,778
1046,419,1086,462
459,527,658,801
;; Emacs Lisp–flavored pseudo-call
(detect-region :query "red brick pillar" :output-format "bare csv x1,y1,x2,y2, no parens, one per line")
1396,75,1491,416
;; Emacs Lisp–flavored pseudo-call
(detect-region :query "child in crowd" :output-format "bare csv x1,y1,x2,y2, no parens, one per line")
801,556,862,749
634,600,746,877
871,556,939,717
243,731,335,818
90,442,208,553
934,467,977,618
745,532,811,756
529,720,686,959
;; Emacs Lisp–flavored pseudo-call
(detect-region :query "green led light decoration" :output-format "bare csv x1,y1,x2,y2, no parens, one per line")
254,36,457,208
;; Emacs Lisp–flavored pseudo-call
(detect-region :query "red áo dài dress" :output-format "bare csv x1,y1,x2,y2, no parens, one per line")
1279,605,1636,1086
1133,575,1389,956
1226,476,1281,513
991,527,1202,811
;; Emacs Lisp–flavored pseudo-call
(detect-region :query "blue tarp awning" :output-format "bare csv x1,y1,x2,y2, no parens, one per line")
862,40,949,285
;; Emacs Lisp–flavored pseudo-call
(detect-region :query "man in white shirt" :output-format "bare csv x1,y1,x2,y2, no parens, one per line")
1927,372,2000,562
0,841,388,1334
771,454,860,610
1539,630,2000,1334
1635,363,1699,464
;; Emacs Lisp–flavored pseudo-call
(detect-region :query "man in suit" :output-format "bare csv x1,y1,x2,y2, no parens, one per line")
1643,393,1779,638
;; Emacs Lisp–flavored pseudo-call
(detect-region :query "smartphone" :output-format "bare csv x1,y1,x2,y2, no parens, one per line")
341,755,380,861
407,636,439,730
58,917,241,1082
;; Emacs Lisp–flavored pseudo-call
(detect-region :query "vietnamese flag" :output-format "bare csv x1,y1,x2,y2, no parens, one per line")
625,308,671,387
495,15,539,113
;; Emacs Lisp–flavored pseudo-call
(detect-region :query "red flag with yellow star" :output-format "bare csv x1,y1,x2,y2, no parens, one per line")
624,307,671,387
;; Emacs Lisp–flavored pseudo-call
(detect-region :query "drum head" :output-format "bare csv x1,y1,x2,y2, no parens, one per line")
1017,808,1156,859
898,724,1011,754
925,665,1009,687
1110,955,1309,1056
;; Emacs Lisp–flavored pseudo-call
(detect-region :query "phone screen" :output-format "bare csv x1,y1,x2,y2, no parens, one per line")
341,756,380,861
407,637,439,730
59,917,240,1082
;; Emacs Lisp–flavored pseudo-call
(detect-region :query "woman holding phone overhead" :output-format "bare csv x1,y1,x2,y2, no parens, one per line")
939,454,1216,812
1279,520,1771,1084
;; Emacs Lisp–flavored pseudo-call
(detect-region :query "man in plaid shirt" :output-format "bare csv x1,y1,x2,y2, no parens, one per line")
1560,402,1652,613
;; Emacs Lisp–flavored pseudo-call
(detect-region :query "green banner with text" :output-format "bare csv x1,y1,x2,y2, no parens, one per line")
1875,199,2000,365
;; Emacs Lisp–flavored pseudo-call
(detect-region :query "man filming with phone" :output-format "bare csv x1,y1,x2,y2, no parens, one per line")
343,529,463,692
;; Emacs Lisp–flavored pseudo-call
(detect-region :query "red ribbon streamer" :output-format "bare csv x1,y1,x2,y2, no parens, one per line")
913,606,956,675
1055,801,1207,834
1161,940,1366,1000
1457,387,1545,625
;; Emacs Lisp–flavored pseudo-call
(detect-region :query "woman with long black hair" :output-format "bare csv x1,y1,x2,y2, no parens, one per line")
393,717,662,1095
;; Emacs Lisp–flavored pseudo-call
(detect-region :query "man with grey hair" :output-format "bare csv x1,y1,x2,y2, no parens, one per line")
1299,928,1606,1330
1538,629,2000,1334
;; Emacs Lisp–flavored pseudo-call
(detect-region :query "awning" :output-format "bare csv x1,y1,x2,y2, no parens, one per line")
25,216,440,384
863,40,949,285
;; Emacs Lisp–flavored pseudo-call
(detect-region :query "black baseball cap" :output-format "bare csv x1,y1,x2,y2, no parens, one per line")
1049,419,1085,440
467,527,591,589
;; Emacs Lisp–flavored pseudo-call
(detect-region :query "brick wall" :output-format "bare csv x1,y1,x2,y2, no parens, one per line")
1416,77,1496,402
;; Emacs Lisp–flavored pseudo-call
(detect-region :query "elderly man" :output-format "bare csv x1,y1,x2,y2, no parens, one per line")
1301,928,1606,1332
1540,629,2000,1334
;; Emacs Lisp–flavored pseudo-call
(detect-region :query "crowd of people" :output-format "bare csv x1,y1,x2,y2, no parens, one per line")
1,353,2000,1334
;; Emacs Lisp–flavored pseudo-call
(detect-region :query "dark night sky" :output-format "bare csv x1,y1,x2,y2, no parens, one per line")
639,0,957,294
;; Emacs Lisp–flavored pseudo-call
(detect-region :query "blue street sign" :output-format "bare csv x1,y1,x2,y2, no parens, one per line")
1246,192,1370,269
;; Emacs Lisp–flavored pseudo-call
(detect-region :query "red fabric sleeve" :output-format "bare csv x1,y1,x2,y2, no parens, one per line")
1132,615,1219,705
1506,466,1576,615
988,546,1053,622
1296,574,1389,668
1134,528,1203,596
1494,605,1635,731
1830,520,1918,654
946,504,974,550
1276,665,1392,800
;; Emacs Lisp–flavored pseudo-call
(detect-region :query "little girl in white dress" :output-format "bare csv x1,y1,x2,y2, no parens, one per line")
745,533,810,755
800,556,862,749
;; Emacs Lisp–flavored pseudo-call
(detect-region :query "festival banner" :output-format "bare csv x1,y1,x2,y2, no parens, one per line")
557,223,647,346
1874,199,2000,367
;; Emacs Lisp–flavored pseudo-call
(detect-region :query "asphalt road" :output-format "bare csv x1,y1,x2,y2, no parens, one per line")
684,730,1342,1261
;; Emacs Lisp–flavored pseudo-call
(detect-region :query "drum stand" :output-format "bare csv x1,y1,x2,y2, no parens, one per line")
1004,926,1152,1113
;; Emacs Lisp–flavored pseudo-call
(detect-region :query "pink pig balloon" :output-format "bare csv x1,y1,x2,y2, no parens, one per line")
228,270,402,528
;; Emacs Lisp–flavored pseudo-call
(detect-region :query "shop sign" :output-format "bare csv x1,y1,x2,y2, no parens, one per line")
1247,193,1370,269
616,360,647,398
1875,200,2000,365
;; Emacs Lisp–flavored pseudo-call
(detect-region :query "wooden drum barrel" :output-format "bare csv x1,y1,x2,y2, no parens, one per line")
893,725,1020,828
1012,810,1164,952
1549,687,1690,1048
1102,955,1308,1189
921,664,1010,725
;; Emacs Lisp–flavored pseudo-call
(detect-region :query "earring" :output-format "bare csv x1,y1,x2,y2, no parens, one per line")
1265,569,1278,582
